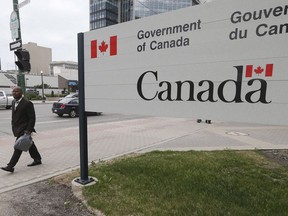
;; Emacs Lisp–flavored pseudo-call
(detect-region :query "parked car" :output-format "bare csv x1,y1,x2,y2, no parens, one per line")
0,90,13,109
52,98,79,117
26,89,39,95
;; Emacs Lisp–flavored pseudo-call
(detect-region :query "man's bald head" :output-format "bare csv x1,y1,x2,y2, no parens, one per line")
12,87,23,100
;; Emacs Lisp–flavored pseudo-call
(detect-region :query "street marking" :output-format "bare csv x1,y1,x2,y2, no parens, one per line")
37,120,70,125
225,131,249,136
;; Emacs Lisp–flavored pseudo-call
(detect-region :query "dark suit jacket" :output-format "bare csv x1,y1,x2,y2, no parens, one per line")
12,97,36,137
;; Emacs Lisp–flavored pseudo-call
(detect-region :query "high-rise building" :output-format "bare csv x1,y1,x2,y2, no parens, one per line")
90,0,118,30
90,0,198,30
134,0,194,19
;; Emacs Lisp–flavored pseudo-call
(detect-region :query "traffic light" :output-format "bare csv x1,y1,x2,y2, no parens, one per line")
14,49,31,72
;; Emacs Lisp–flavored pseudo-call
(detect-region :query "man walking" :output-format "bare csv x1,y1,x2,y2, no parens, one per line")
1,87,42,173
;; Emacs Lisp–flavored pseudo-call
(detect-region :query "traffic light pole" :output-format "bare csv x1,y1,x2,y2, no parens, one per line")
12,0,25,93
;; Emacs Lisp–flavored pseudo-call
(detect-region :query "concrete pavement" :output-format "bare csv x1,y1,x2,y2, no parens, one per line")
0,116,287,194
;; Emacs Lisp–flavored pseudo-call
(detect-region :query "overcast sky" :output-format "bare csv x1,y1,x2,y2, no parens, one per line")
0,0,89,70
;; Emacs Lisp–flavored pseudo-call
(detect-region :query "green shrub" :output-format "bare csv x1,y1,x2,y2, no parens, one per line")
26,93,44,100
45,94,66,98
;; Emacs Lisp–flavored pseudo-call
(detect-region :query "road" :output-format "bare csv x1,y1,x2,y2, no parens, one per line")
0,102,147,137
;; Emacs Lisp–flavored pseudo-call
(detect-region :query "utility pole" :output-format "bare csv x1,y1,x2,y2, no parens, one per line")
12,0,25,93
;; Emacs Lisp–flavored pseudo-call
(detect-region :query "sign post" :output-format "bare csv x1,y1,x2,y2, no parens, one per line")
74,33,94,185
11,0,26,93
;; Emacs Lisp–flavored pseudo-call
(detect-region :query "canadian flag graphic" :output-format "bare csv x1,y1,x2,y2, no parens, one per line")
245,64,273,77
91,35,117,58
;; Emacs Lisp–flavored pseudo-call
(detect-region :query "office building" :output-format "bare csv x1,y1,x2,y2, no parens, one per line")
22,42,52,76
49,61,78,77
134,0,194,19
90,0,198,30
50,61,78,92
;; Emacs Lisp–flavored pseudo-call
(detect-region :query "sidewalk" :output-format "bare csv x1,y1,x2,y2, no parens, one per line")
0,117,287,194
32,99,56,104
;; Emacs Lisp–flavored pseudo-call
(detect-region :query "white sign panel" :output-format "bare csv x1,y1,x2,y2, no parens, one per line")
10,11,19,39
83,0,288,125
18,0,31,9
9,39,22,51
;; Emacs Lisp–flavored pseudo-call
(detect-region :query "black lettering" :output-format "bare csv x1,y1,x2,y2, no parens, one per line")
158,81,174,101
245,79,271,103
263,7,273,18
150,41,157,50
137,30,144,39
218,66,243,103
197,80,217,102
231,11,241,24
256,24,267,37
175,81,196,101
137,71,158,101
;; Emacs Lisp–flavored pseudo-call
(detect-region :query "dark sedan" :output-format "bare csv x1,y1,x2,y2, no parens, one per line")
52,98,79,117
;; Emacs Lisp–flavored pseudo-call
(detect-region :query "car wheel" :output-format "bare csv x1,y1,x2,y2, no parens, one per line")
57,114,63,117
69,110,77,118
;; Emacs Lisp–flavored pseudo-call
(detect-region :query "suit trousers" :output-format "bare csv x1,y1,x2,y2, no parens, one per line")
7,142,41,168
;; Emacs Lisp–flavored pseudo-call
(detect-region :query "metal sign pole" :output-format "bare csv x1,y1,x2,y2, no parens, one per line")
75,33,94,185
12,0,25,93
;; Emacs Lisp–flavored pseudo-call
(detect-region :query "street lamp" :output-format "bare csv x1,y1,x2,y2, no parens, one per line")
40,71,45,103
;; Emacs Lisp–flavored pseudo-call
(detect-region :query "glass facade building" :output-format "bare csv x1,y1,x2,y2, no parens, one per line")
90,0,197,30
134,0,193,19
90,0,119,30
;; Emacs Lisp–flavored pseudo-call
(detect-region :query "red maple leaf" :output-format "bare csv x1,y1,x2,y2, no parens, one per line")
99,41,108,53
254,66,264,75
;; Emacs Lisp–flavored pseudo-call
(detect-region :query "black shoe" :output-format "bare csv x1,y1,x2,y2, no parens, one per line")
1,166,14,173
27,160,42,167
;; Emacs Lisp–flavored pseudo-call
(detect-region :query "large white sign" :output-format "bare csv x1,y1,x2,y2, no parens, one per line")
83,0,288,125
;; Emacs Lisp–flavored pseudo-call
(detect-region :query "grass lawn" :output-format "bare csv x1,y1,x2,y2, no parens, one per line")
82,150,288,216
